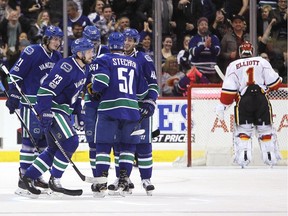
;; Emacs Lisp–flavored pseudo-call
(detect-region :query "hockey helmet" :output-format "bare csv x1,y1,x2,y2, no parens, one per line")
44,25,64,39
123,28,140,44
239,41,254,58
108,32,125,50
71,37,94,56
83,25,101,42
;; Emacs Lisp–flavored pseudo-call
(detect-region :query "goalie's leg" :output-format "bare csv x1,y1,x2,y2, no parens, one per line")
233,124,253,168
256,125,281,167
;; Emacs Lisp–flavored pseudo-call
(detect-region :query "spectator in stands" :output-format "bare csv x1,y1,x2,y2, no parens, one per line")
0,0,8,22
61,0,91,37
28,10,51,44
87,0,104,25
46,0,62,25
209,8,230,41
96,4,116,44
0,9,23,55
161,55,185,96
219,14,249,72
189,17,221,83
173,0,198,51
138,21,153,58
67,22,84,55
20,0,42,23
224,0,249,19
257,5,274,37
271,0,287,53
162,0,176,36
161,35,175,69
176,34,191,73
115,16,130,33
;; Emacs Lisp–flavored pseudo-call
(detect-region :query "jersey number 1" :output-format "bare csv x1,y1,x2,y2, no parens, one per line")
246,67,255,85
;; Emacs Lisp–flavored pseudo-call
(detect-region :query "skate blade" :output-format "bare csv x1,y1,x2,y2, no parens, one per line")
15,188,39,199
93,191,106,198
108,190,119,196
146,190,153,196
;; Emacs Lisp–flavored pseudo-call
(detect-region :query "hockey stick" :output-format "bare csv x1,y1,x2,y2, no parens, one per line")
0,81,41,152
214,65,225,81
1,65,106,184
130,114,146,136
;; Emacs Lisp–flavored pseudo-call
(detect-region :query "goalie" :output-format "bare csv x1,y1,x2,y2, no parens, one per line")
215,41,282,168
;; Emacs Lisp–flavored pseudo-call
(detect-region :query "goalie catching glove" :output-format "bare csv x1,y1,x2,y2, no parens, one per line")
214,103,230,120
86,83,102,101
139,99,156,118
73,109,85,131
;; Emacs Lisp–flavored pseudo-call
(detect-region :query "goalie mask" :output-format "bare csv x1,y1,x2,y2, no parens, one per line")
239,41,254,58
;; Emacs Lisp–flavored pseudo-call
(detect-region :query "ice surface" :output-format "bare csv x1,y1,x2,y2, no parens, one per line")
0,162,287,216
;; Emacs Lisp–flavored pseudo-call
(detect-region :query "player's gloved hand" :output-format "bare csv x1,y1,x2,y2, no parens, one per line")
87,83,102,101
139,99,156,118
73,109,85,131
215,103,229,120
5,88,21,114
39,110,54,132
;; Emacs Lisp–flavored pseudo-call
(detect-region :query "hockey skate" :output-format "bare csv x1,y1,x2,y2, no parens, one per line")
108,177,134,196
22,176,42,198
118,170,129,197
142,179,155,196
92,171,108,197
15,168,39,198
48,176,83,196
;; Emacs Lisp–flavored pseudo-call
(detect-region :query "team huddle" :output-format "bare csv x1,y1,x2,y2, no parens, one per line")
2,24,283,199
4,25,159,198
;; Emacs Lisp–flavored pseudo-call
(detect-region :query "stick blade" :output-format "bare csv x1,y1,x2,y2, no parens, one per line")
130,129,145,136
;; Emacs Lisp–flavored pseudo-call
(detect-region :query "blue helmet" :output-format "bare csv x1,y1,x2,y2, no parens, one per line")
83,25,101,42
123,28,140,44
108,32,125,50
44,25,64,38
71,37,94,56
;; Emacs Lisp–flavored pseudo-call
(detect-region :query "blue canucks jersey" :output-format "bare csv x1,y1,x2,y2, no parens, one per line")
8,44,62,105
130,50,159,101
35,57,89,116
92,53,148,121
85,44,110,106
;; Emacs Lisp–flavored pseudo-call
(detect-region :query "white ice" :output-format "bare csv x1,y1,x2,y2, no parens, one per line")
0,162,287,216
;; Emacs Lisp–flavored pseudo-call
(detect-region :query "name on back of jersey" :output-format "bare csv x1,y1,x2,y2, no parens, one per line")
112,58,136,69
236,60,260,69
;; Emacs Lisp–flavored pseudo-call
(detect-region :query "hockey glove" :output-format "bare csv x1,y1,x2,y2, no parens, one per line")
5,88,21,114
215,103,230,120
39,110,54,132
139,99,156,118
73,109,85,131
86,83,102,101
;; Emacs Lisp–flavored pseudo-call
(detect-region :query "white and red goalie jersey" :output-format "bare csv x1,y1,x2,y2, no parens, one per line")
220,56,282,105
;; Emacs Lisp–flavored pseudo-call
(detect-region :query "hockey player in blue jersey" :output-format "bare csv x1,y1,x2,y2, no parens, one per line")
89,32,153,197
21,37,94,196
108,28,159,196
5,25,63,196
82,25,109,177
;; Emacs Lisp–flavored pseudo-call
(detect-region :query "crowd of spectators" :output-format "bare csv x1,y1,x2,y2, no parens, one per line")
0,0,287,97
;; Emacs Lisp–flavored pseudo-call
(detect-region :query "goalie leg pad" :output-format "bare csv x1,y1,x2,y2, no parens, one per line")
233,124,253,167
256,125,281,166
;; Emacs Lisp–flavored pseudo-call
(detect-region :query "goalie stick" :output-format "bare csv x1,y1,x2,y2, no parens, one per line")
214,65,225,81
1,65,107,185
